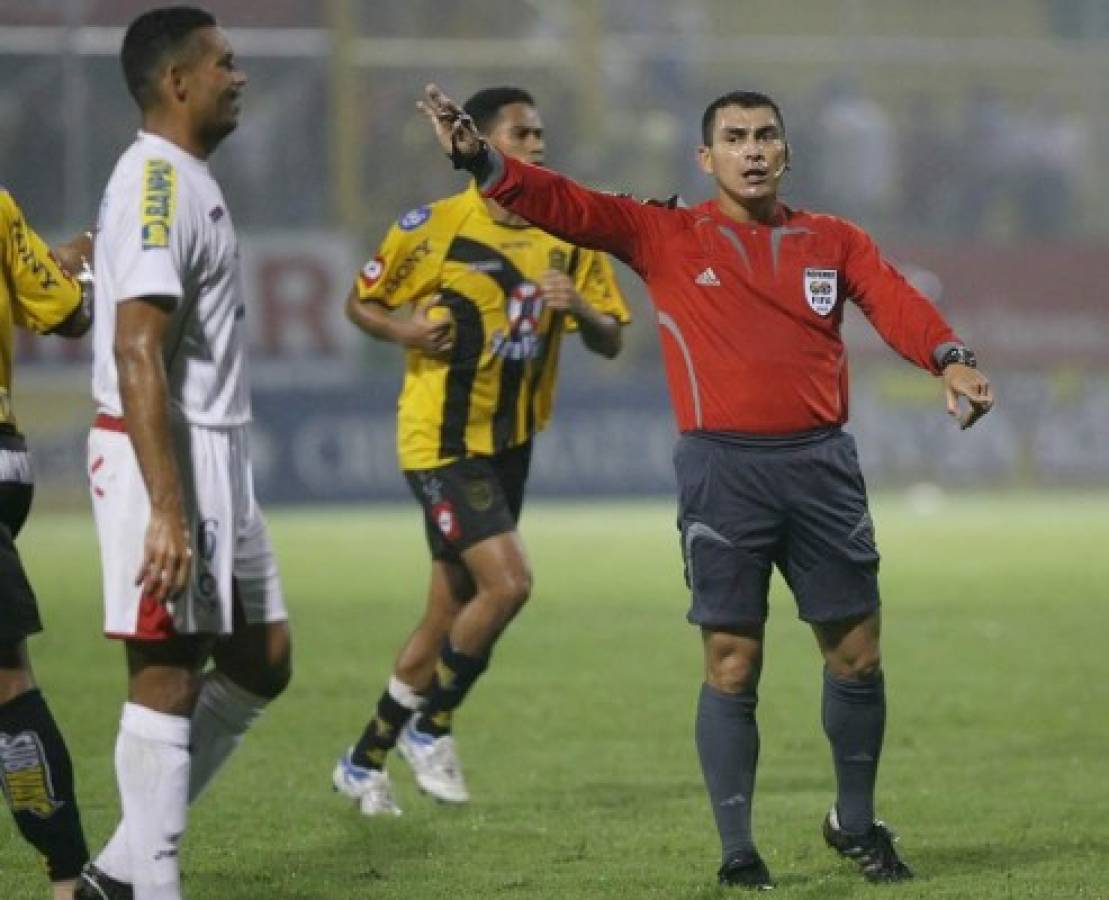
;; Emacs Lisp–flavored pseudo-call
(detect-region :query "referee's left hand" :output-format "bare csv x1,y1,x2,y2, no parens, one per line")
943,363,994,430
418,84,482,161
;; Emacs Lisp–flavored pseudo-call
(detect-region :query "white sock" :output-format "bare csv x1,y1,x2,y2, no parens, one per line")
187,670,267,802
389,675,426,712
114,702,190,899
96,672,268,883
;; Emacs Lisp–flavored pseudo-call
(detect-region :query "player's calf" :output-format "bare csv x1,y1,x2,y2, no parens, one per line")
0,687,90,886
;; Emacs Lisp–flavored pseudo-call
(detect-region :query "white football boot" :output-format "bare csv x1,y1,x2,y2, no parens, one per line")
332,749,402,817
396,721,470,804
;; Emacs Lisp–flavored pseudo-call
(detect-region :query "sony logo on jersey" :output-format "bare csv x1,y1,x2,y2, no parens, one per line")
382,239,431,298
141,158,176,249
803,268,838,316
7,215,59,291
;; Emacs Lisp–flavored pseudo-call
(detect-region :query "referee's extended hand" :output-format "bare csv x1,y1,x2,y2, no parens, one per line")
943,363,994,430
417,84,482,161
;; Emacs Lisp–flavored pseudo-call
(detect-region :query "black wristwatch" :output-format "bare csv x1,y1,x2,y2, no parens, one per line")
939,346,977,370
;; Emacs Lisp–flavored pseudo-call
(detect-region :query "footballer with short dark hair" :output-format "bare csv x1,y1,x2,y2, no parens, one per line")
76,6,293,898
331,86,630,816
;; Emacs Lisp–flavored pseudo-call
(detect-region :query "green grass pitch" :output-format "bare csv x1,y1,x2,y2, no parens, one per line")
2,494,1108,898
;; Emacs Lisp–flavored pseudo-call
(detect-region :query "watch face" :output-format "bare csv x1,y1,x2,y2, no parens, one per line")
945,348,976,369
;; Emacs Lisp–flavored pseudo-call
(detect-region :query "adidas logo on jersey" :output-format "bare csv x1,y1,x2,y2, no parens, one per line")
694,267,721,286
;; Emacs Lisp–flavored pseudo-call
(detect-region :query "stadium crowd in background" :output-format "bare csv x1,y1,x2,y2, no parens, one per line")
332,86,630,817
419,80,993,889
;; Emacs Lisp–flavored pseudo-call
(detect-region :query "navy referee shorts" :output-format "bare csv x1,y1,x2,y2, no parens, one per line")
674,428,880,628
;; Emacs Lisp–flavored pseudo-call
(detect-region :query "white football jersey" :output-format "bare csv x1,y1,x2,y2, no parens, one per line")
92,131,250,427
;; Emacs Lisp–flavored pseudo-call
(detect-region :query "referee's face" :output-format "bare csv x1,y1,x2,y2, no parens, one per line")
697,105,787,204
485,103,546,166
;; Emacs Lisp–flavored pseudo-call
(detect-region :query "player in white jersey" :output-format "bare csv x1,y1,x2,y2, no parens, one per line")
76,9,291,900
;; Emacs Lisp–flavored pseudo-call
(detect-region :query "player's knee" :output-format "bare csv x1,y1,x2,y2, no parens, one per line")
0,652,34,705
249,647,293,699
498,568,533,611
828,650,882,682
215,649,292,700
707,652,760,693
259,658,292,699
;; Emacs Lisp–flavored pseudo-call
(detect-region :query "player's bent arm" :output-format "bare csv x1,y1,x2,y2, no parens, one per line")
115,296,191,601
51,230,93,280
44,231,95,338
345,285,452,356
345,285,405,343
571,304,621,359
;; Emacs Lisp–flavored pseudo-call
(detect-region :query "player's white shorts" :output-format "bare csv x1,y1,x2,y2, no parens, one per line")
87,413,287,640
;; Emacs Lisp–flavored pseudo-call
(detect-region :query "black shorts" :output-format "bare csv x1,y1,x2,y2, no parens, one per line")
0,429,41,644
675,429,880,628
404,441,532,562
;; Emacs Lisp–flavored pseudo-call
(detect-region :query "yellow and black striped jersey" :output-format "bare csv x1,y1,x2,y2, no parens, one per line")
0,190,82,430
355,183,630,470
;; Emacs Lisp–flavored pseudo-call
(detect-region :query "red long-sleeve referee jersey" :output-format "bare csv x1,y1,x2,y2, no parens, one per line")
483,155,962,435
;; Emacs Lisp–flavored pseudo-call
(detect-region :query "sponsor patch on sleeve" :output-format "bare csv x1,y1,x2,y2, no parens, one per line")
141,158,177,249
397,205,431,231
358,255,386,289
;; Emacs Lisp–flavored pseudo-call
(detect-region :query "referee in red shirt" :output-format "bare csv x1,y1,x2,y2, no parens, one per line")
419,84,993,890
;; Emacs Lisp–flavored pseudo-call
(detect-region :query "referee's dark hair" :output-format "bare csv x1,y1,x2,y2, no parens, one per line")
121,6,217,110
463,87,536,136
701,90,787,146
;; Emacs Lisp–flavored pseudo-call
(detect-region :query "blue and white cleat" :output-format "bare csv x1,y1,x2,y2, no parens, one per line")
396,722,470,804
332,748,402,817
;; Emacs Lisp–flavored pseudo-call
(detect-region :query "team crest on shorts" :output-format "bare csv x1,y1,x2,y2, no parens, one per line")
464,479,494,512
432,500,461,541
803,268,838,316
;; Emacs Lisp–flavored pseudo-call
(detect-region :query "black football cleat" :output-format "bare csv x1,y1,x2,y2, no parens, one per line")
73,863,135,900
822,808,914,883
717,851,774,890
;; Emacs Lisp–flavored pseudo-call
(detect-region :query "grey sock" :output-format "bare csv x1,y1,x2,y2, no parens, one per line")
695,682,759,861
822,667,886,834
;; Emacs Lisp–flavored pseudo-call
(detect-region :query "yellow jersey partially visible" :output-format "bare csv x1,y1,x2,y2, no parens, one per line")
355,183,631,470
0,190,82,430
